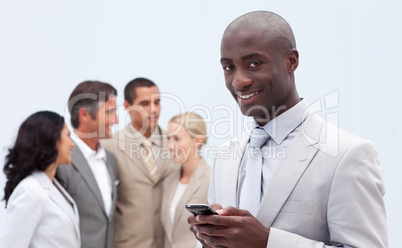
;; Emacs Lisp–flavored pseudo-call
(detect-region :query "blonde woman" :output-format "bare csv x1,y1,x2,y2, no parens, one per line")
161,112,211,248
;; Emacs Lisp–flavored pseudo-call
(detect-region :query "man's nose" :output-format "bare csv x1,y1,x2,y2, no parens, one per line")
232,68,252,90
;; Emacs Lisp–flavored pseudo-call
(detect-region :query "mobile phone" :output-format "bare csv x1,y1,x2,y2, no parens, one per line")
185,204,219,216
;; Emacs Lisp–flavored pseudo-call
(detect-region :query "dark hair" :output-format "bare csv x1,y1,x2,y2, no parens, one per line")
68,80,117,129
3,111,65,205
124,77,157,104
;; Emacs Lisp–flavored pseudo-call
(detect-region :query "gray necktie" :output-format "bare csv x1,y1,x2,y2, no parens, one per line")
239,127,270,216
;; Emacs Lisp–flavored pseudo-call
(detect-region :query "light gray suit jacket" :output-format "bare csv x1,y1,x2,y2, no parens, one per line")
0,171,80,248
208,113,388,248
57,143,119,248
161,159,211,248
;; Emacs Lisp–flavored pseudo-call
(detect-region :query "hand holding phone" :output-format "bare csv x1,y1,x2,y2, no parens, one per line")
185,204,219,216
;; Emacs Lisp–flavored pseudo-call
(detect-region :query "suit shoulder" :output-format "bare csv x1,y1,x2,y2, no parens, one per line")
100,135,119,149
18,175,42,191
162,169,180,187
218,132,249,149
199,159,211,172
11,176,46,203
321,121,370,155
302,113,370,155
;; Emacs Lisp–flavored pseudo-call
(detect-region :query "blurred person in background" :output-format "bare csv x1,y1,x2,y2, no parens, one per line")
0,111,80,248
161,112,210,248
57,80,119,248
101,77,179,248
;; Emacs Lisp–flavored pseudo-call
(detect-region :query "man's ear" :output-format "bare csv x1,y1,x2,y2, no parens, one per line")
124,100,131,111
286,49,299,73
78,107,90,123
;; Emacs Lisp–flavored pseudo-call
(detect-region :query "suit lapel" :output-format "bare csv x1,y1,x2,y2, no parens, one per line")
71,144,106,215
221,134,250,207
53,178,81,240
105,150,117,221
119,126,155,182
34,172,81,241
256,114,323,228
173,160,206,226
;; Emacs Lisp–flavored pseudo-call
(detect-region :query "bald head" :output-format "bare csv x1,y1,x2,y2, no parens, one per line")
220,11,300,124
224,11,296,54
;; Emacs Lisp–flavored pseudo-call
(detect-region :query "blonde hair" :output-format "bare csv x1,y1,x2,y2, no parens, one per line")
169,112,208,146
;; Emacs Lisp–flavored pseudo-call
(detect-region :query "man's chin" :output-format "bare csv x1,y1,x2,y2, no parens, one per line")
99,130,113,139
240,107,272,123
148,122,158,130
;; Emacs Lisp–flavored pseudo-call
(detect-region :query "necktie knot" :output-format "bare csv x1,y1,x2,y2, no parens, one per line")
249,128,269,148
142,139,152,149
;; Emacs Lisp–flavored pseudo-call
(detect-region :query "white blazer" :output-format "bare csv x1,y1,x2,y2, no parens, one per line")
0,171,81,248
207,113,388,248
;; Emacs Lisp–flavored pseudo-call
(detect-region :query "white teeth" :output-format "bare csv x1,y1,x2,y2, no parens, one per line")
238,91,260,99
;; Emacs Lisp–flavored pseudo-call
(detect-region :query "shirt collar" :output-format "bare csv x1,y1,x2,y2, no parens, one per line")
127,124,163,147
71,134,106,161
251,99,310,145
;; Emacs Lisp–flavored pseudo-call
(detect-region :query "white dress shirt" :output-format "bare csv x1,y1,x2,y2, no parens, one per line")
71,135,113,216
237,99,310,206
169,182,188,227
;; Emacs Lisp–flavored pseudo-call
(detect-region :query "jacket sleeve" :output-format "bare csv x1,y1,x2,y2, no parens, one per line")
0,186,42,248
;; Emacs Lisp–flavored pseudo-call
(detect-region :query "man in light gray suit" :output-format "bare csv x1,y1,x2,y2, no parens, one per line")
188,11,388,247
57,80,119,248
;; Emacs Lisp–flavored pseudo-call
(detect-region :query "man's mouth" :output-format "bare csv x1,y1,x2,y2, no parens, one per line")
236,90,262,99
149,116,158,122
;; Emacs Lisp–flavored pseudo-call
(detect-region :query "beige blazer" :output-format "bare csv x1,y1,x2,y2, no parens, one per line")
161,159,211,248
207,113,388,248
101,125,180,248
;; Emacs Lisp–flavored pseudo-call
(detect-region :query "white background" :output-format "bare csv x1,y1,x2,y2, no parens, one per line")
1,0,401,247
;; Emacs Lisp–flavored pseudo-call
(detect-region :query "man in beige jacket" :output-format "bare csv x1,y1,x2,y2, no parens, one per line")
101,77,179,248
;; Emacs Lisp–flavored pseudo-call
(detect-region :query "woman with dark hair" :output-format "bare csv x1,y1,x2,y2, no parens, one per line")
0,111,80,248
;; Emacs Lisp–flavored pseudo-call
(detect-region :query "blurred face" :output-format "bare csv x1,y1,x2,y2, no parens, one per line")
87,96,119,139
56,124,75,165
167,122,198,164
126,86,161,135
220,28,298,123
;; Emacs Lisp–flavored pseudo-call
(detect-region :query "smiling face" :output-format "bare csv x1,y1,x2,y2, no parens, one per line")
167,122,199,164
87,97,119,139
125,86,161,137
56,124,75,165
220,28,300,125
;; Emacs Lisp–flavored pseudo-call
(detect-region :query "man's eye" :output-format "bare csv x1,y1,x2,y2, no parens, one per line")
249,62,261,68
223,65,233,71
